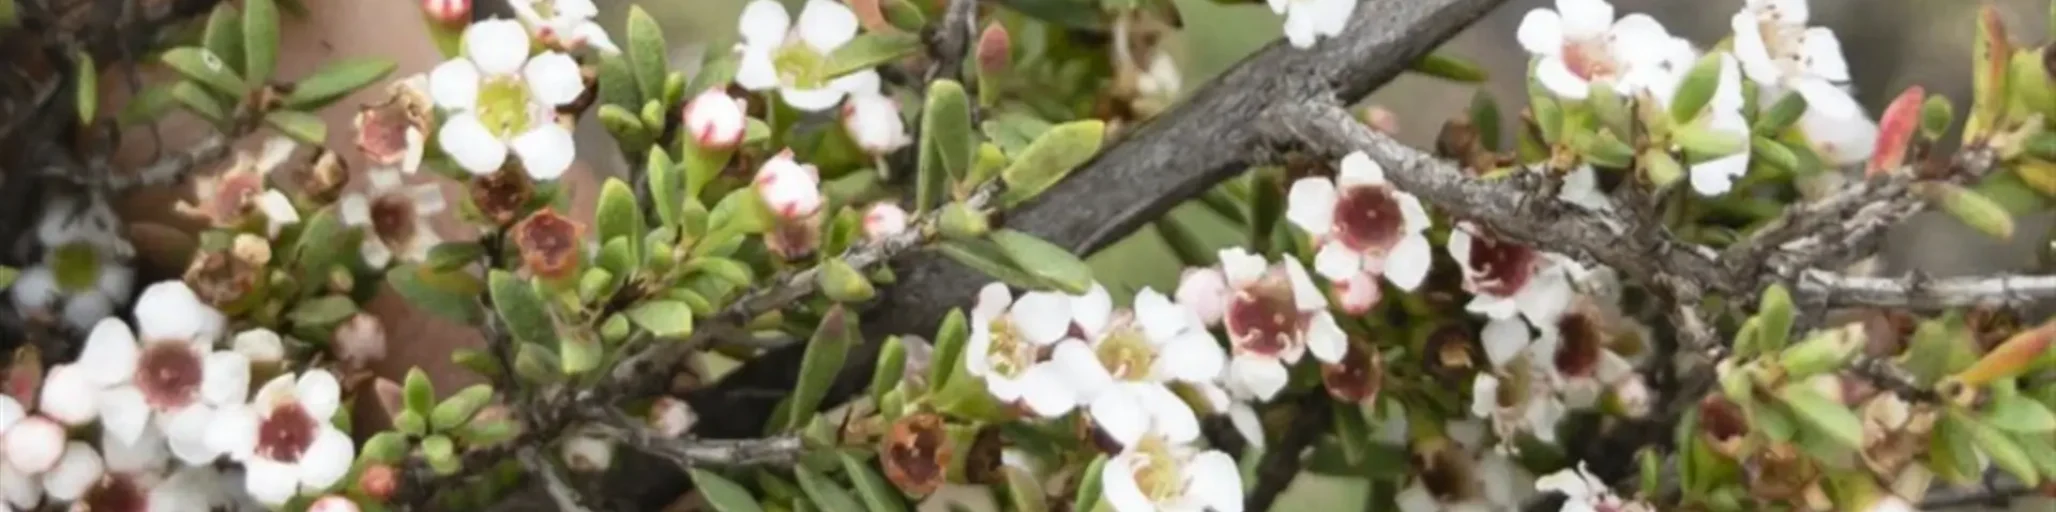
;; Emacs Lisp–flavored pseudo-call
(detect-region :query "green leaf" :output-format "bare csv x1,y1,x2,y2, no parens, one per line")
75,52,97,121
988,230,1093,294
981,112,1052,157
426,242,485,271
1775,383,1863,450
170,81,229,124
999,120,1107,207
266,110,328,144
839,453,908,512
786,306,858,431
690,469,765,512
929,308,969,388
423,434,461,475
793,465,864,512
1004,465,1050,512
597,54,642,109
1930,182,2016,240
827,32,923,79
388,264,482,323
684,257,755,286
1669,52,1726,123
599,104,652,148
1469,91,1502,150
1753,93,1807,136
1409,52,1487,82
1934,409,1984,482
2014,429,2056,482
649,148,684,226
816,258,876,303
286,295,357,327
1757,283,1795,354
201,6,244,76
513,343,563,384
939,239,1050,291
663,71,687,109
0,267,17,289
870,336,908,405
162,47,248,99
404,367,436,416
625,300,695,338
395,410,427,437
430,384,494,432
1921,94,1956,140
242,0,280,82
1984,392,2056,433
117,84,179,126
1071,455,1109,512
360,431,409,463
283,58,397,110
708,188,774,235
488,270,558,345
595,178,645,261
560,333,603,375
1672,123,1746,159
451,348,506,382
917,80,975,213
1966,410,2042,485
624,6,668,102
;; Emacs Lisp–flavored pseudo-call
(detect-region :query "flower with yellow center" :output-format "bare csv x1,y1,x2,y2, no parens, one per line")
735,0,884,112
1042,286,1224,447
961,283,1086,409
1100,433,1243,512
429,19,585,179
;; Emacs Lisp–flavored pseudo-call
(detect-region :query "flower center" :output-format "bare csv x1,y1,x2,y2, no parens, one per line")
257,402,320,463
1225,280,1303,357
1562,38,1620,81
984,317,1038,379
773,43,830,89
211,172,263,223
1698,396,1748,442
1094,323,1158,382
82,474,147,512
357,104,416,164
1126,436,1184,503
1463,229,1537,298
1553,311,1606,378
49,242,102,292
370,194,418,246
515,211,580,276
136,342,203,410
1331,185,1407,252
476,77,536,138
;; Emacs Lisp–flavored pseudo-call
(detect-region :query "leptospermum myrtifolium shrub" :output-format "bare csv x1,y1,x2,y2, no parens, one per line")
10,0,2056,510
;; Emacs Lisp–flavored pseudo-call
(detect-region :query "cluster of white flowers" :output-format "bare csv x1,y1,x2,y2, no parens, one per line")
1535,463,1656,512
962,282,1244,512
1516,0,1874,195
0,281,356,510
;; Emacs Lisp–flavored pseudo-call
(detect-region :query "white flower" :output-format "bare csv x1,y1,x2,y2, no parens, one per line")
1731,0,1860,117
1538,462,1651,512
1469,361,1568,446
340,168,447,268
354,75,434,175
509,0,620,54
1173,267,1230,328
754,151,825,219
1678,53,1754,197
1329,272,1380,315
862,203,909,240
430,19,584,179
3,414,65,474
10,250,134,333
1395,422,1534,512
1288,151,1434,293
234,328,287,366
1211,248,1346,401
40,441,104,502
1447,222,1575,325
1101,434,1243,512
683,88,749,150
1041,287,1223,446
207,371,354,506
66,284,246,465
311,494,364,512
735,0,883,112
1517,0,1682,99
843,92,911,155
1796,93,1880,167
963,283,1084,408
1268,0,1355,49
175,139,301,236
73,425,218,510
37,192,133,258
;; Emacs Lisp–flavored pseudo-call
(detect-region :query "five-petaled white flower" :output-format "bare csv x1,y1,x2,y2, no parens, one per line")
843,89,911,156
430,19,585,179
1730,0,1860,117
1395,421,1534,512
62,303,250,466
14,193,141,332
1517,0,1683,99
1190,248,1346,401
735,0,883,112
1288,151,1434,296
1268,0,1355,49
1041,286,1224,446
340,168,447,268
208,370,355,507
683,88,749,150
1537,462,1653,512
1101,433,1244,512
71,426,226,510
1796,98,1879,167
1447,221,1575,326
962,283,1087,409
754,151,825,220
509,0,621,54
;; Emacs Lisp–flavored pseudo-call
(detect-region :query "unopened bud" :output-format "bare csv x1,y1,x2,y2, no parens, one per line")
422,0,471,25
650,397,698,438
233,328,286,367
1331,273,1380,315
841,94,911,155
560,433,615,472
1953,321,2056,386
754,152,824,219
309,495,362,512
683,89,747,150
976,23,1011,78
332,314,389,366
863,203,910,240
357,463,398,500
1778,324,1862,379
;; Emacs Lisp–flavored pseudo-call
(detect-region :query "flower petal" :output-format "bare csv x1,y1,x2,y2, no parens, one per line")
3,417,66,473
1800,27,1850,82
797,0,859,53
203,351,253,405
1188,450,1246,512
41,441,103,501
438,114,510,174
101,424,170,474
38,365,99,426
1794,78,1862,119
297,428,355,490
1133,287,1186,342
1517,8,1566,55
735,49,780,91
523,52,587,106
1338,152,1387,186
79,318,139,385
166,404,225,464
135,281,225,347
149,467,221,511
0,397,20,432
1383,234,1433,291
1513,270,1574,326
1536,55,1591,99
428,59,481,110
1556,0,1614,36
1228,403,1265,449
737,0,792,47
243,457,300,506
1139,385,1201,443
1049,340,1114,398
1011,292,1074,345
1218,248,1268,287
1283,258,1328,310
1101,455,1151,512
1482,318,1533,368
1017,364,1081,418
464,19,532,76
779,85,848,112
1285,177,1339,236
1229,356,1289,400
1158,332,1227,383
1305,312,1347,363
0,462,41,509
297,370,343,421
98,385,152,446
1088,391,1148,447
512,123,577,180
204,404,258,462
1471,373,1502,418
1070,283,1114,338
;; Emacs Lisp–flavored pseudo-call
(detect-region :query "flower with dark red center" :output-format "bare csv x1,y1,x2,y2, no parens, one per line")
1208,248,1345,401
1539,304,1636,409
1322,343,1384,404
470,168,538,226
1286,151,1434,293
341,168,447,268
176,138,302,236
1448,221,1575,325
354,75,434,173
58,282,247,467
1515,0,1684,100
512,208,585,280
882,413,951,496
210,370,354,507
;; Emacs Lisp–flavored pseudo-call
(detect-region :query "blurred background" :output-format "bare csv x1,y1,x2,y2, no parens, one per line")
579,0,2056,509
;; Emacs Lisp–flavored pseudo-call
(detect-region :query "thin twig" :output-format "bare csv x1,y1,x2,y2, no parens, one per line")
922,0,980,83
590,414,805,470
1799,269,2056,309
1243,393,1331,512
521,447,597,512
104,133,231,191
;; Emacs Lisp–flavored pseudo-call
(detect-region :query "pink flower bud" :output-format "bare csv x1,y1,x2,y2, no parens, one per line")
649,397,697,438
841,94,911,155
977,23,1012,78
863,203,910,240
310,495,363,512
422,0,470,24
1175,267,1230,327
333,314,390,366
1332,272,1381,315
683,89,748,150
754,152,824,219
